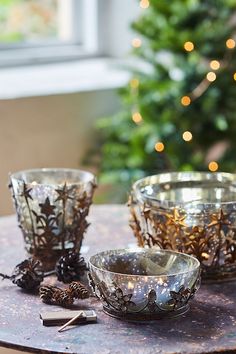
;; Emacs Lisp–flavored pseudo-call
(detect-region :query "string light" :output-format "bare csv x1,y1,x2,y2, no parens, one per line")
206,72,216,82
184,41,194,52
132,112,143,124
226,38,235,49
182,131,193,142
181,96,191,106
140,0,149,9
210,60,220,70
130,78,139,89
132,38,142,48
155,142,165,152
176,38,234,108
208,161,219,172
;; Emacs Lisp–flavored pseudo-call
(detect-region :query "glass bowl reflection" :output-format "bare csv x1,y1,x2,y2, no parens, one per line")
88,248,200,321
129,172,236,281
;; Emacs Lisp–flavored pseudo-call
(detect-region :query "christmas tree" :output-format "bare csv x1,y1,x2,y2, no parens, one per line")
96,0,236,193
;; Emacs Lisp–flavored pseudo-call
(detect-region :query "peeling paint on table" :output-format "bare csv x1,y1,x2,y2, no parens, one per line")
0,205,236,354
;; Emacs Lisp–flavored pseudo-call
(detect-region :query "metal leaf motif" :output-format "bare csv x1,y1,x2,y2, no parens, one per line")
10,178,96,271
129,193,236,279
148,289,157,303
55,183,74,204
88,273,198,318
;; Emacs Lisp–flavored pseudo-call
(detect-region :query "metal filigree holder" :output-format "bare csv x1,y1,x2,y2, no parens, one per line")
129,172,236,282
88,248,200,321
9,168,96,271
102,305,189,321
88,272,200,321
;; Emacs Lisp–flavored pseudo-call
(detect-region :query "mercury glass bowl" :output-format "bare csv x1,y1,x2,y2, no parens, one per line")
129,171,236,282
9,168,96,270
88,248,200,321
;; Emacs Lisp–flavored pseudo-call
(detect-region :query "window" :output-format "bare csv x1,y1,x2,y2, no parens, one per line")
0,0,99,66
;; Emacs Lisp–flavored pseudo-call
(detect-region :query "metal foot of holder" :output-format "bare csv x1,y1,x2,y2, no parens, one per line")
102,304,190,322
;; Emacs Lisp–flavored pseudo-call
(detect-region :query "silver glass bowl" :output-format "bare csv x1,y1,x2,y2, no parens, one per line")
88,248,200,321
129,172,236,282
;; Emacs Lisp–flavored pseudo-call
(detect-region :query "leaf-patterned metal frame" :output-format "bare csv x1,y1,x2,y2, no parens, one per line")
129,193,236,281
9,180,96,271
88,272,200,321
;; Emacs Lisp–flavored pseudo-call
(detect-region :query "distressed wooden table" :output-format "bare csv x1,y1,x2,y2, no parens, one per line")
0,205,236,354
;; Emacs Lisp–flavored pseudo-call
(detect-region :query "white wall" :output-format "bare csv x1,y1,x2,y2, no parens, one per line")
98,0,141,57
0,89,120,215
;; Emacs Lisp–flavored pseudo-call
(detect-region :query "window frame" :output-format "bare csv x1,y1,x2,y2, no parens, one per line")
0,0,100,67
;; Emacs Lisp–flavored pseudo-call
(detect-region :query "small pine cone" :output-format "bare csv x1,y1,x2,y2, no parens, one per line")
12,258,44,291
55,251,87,283
39,285,59,304
53,289,74,307
69,281,89,299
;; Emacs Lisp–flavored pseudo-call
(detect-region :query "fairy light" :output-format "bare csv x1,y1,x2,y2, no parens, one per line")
181,96,191,106
208,161,219,172
140,0,149,9
155,142,165,152
210,60,220,70
132,38,142,48
178,39,233,105
132,112,143,124
184,41,194,52
226,38,235,49
130,78,139,89
182,131,193,142
206,72,216,82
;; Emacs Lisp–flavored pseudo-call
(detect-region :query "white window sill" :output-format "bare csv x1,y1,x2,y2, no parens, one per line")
0,58,130,100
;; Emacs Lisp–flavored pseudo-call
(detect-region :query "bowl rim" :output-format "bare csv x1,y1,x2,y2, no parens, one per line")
132,171,236,208
89,248,200,278
9,168,96,186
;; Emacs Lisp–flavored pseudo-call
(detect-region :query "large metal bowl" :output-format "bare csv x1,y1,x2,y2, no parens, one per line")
129,172,236,281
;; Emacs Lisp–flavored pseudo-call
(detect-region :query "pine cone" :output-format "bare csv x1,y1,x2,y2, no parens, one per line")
69,281,89,299
39,285,59,304
39,285,74,307
55,251,87,283
53,289,74,307
12,258,44,291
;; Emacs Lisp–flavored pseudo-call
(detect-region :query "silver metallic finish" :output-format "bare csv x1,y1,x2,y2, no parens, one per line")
129,172,236,281
89,248,200,321
9,168,96,270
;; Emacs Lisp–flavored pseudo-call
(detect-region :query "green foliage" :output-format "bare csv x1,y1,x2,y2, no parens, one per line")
95,0,236,187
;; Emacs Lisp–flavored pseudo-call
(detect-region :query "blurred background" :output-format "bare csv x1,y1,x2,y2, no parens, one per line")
0,0,139,215
1,0,236,216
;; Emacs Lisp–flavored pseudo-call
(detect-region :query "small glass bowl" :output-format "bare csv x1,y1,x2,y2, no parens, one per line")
129,172,236,282
9,168,96,270
88,248,200,321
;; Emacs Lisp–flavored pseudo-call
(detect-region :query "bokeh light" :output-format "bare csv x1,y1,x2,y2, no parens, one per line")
132,38,142,48
140,0,150,9
182,131,193,142
130,78,139,89
208,161,219,172
132,112,143,124
155,142,165,152
206,72,216,82
226,38,236,49
210,60,220,70
184,41,194,52
181,96,191,106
